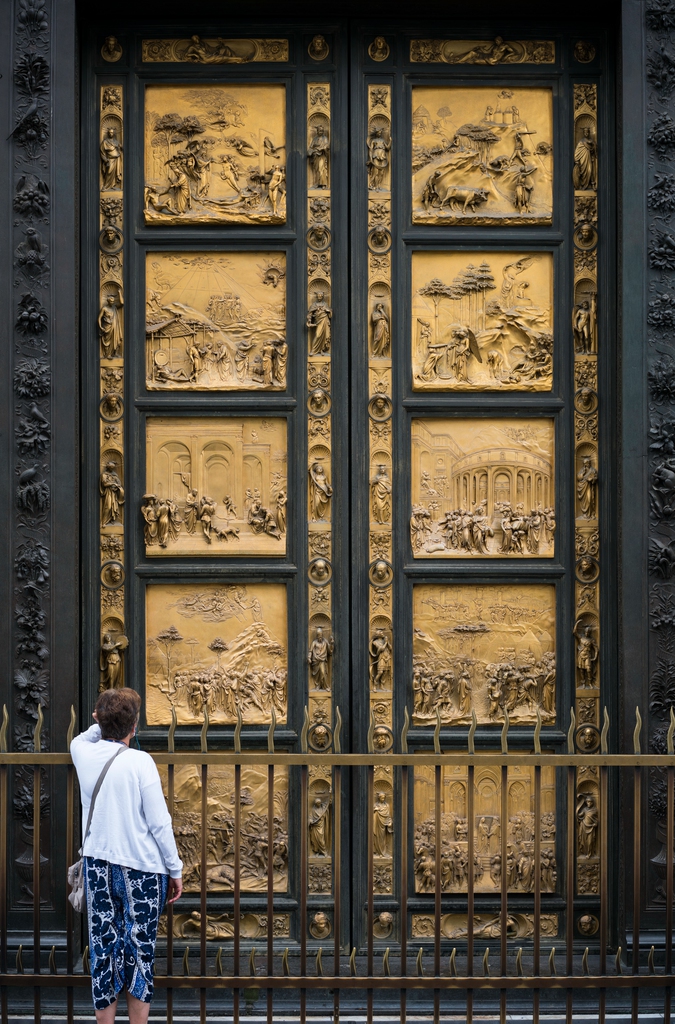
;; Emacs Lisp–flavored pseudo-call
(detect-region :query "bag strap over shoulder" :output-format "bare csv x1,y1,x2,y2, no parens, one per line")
82,744,128,847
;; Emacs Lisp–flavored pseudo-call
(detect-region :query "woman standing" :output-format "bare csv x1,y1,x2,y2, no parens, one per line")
70,688,182,1024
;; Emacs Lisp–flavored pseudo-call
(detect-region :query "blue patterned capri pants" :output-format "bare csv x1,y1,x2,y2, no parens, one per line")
84,857,169,1010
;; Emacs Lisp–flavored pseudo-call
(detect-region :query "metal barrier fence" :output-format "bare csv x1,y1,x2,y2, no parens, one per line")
1,704,674,1024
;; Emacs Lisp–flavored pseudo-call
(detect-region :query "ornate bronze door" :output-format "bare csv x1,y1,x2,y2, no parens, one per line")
85,18,612,955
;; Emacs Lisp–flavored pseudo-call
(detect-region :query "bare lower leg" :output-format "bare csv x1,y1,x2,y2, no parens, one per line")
127,992,151,1024
94,998,118,1024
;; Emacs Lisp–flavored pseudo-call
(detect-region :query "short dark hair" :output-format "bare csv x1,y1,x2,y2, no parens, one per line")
95,688,141,741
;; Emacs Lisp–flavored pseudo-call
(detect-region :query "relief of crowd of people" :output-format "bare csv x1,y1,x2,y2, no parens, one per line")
410,500,555,556
142,486,286,548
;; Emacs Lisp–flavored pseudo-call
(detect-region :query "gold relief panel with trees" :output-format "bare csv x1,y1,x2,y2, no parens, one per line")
410,418,555,558
413,764,557,895
145,582,287,726
159,763,288,893
144,83,286,224
412,86,553,225
146,252,287,391
412,251,553,391
144,417,287,557
412,584,556,725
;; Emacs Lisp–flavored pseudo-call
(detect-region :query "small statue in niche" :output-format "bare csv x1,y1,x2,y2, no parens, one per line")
367,127,391,190
369,629,392,690
573,298,595,354
371,463,392,524
306,291,332,354
100,460,124,526
574,621,598,688
308,794,331,855
573,126,597,190
308,626,334,690
370,302,390,356
99,632,129,690
576,793,599,856
98,293,123,358
100,126,123,189
309,461,333,520
373,791,393,857
577,455,598,518
308,123,330,187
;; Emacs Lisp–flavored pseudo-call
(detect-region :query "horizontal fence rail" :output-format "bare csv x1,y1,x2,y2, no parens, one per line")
1,704,674,1024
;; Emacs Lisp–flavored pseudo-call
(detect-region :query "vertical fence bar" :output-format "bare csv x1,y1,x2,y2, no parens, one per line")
467,759,475,1024
367,765,374,1024
533,763,541,1024
267,763,274,1024
566,763,575,1024
632,761,642,1024
234,761,241,1024
300,763,308,1024
200,756,207,1024
0,709,8,1024
166,742,175,1024
32,757,41,1023
500,763,508,1024
599,761,609,1024
666,757,674,1024
400,760,408,1024
333,763,341,1024
433,762,441,1024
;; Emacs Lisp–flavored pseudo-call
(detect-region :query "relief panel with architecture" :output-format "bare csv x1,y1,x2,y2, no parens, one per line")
412,250,553,391
160,763,288,892
413,764,556,894
412,86,553,225
410,418,555,558
146,252,287,391
144,417,287,557
145,582,287,726
144,83,286,224
412,584,556,725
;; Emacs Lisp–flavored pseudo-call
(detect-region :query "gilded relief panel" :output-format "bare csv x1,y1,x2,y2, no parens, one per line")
144,83,286,224
410,418,555,558
409,38,555,65
412,584,556,725
412,87,553,225
411,251,553,391
412,913,558,940
146,582,287,726
144,417,287,557
146,252,287,391
142,38,289,63
160,764,288,892
413,764,557,894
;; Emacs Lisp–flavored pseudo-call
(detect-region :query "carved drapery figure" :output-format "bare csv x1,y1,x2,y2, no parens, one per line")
309,795,331,855
373,791,393,857
309,461,332,520
100,461,124,526
577,455,598,518
576,794,599,857
575,623,598,688
98,294,123,358
308,626,334,690
371,463,392,523
308,124,330,187
100,127,123,190
275,489,287,533
371,302,390,356
369,630,392,690
141,493,158,545
306,291,332,354
367,127,391,190
273,339,288,386
573,127,597,190
184,489,199,534
100,632,129,690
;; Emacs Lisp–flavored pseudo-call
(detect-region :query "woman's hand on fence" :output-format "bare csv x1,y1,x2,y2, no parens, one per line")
167,876,183,904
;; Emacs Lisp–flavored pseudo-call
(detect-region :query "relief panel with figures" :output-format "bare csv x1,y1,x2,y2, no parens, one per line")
411,250,553,391
412,86,553,225
410,418,555,558
146,252,287,391
413,765,557,894
144,417,287,557
144,83,286,224
145,582,287,726
412,584,556,725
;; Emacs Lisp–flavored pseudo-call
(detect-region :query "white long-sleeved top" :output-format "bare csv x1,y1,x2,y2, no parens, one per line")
70,724,183,878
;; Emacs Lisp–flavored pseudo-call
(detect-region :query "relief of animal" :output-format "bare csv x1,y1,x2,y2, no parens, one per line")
439,185,489,213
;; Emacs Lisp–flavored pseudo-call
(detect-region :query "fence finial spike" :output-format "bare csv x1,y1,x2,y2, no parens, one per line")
334,706,342,754
449,947,457,977
316,947,323,977
633,706,642,755
66,706,76,749
234,705,243,754
349,947,357,976
434,708,442,754
16,945,24,974
383,947,391,976
182,946,190,976
416,947,424,976
483,947,490,977
0,705,8,753
367,709,376,754
534,707,542,755
300,706,309,754
649,945,656,974
601,706,610,754
215,947,223,976
168,706,177,754
501,709,510,755
282,948,290,976
567,707,576,754
516,948,523,976
81,945,89,976
468,709,477,755
268,706,276,754
549,947,556,976
668,708,675,756
615,947,623,975
200,707,209,754
33,703,43,753
49,945,56,974
401,707,410,754
249,947,257,976
582,947,589,975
